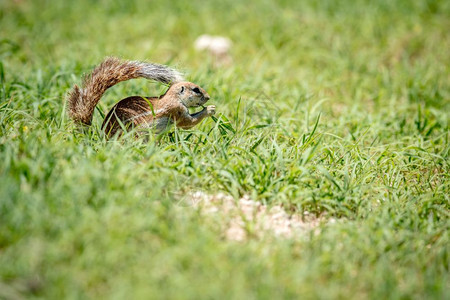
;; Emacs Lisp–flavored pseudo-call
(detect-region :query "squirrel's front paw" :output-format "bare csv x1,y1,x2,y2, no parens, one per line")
206,105,216,116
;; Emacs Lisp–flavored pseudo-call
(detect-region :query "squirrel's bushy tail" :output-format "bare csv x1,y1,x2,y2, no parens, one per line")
67,57,184,125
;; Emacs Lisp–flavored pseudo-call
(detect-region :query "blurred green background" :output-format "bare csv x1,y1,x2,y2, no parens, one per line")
0,0,449,299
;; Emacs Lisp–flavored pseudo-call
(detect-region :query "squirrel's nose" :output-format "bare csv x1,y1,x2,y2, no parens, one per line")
203,93,210,101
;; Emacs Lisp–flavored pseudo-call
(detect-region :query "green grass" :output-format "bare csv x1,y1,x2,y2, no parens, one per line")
1,0,449,298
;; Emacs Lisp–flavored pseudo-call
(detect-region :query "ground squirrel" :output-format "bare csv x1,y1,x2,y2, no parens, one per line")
67,57,216,137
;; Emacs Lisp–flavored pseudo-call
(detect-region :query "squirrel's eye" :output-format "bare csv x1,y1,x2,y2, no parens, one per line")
192,87,201,94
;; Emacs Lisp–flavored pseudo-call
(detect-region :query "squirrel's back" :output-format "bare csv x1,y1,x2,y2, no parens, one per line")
67,57,184,125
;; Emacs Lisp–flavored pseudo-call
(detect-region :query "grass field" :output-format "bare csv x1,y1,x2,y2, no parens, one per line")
1,0,449,298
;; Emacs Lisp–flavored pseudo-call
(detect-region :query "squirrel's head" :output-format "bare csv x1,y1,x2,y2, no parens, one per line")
167,82,210,108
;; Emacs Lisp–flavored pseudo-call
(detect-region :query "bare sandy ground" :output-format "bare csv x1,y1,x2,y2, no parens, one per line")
188,192,330,241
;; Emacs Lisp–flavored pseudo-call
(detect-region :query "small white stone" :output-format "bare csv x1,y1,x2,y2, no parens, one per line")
194,35,232,55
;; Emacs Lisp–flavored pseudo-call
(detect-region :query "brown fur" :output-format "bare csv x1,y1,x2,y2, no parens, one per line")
102,82,215,138
67,58,215,136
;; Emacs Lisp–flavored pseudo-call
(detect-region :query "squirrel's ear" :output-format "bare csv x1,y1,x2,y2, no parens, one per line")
179,86,185,94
